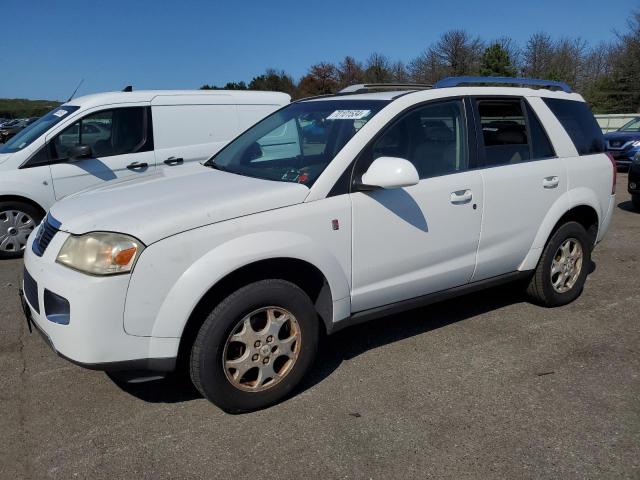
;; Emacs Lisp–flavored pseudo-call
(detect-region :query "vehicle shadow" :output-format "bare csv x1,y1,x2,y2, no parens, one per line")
617,200,639,213
109,278,564,406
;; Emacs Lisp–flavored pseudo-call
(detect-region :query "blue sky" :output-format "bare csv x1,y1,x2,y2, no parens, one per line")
0,0,636,100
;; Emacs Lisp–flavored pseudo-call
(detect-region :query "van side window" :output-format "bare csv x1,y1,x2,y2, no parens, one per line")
369,99,468,179
542,98,604,155
51,107,151,161
477,99,530,165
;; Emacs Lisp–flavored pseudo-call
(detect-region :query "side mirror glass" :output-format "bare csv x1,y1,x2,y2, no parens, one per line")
69,144,93,161
359,156,419,190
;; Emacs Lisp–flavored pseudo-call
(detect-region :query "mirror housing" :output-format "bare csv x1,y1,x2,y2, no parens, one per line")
359,156,419,190
69,144,93,161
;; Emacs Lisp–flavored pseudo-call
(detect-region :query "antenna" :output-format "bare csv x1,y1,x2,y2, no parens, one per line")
67,79,84,102
122,85,133,92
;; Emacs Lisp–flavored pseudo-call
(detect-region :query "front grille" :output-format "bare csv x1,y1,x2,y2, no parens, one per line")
32,215,61,257
23,267,39,313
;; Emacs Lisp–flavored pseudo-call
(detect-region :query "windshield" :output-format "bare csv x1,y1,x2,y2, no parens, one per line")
0,105,80,153
206,99,389,186
619,117,640,132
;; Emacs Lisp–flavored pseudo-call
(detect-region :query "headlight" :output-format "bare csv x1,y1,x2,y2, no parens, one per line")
56,232,144,275
632,140,640,148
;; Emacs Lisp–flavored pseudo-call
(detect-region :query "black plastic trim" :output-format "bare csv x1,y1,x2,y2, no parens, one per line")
329,271,532,334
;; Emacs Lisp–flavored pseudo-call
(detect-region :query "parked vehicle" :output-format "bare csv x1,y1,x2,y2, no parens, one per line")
0,117,38,143
628,152,640,210
0,89,290,257
604,116,640,170
20,78,616,412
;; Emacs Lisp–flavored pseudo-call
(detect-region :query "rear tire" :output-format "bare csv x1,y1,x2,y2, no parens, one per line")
0,201,42,259
526,221,592,307
632,194,640,211
190,279,319,413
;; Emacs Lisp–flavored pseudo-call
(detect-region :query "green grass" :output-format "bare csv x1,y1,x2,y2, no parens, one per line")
0,98,61,119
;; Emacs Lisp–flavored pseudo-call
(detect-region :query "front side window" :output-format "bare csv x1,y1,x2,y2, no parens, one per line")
206,100,389,186
367,99,468,179
0,105,80,153
51,107,148,161
619,117,640,132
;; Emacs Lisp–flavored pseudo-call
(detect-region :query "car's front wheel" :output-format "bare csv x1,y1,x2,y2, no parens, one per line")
190,279,319,413
0,201,42,259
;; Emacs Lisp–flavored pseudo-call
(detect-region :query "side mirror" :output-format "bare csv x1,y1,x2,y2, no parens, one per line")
358,156,419,190
69,144,93,161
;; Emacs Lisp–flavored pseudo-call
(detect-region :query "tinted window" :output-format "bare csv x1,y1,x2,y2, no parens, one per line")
51,107,148,160
370,99,468,179
478,99,530,165
208,100,389,186
542,98,604,155
524,101,555,159
0,106,80,153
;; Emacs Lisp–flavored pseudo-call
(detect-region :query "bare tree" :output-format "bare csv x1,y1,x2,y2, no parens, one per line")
433,29,484,76
364,53,394,83
409,48,445,84
337,56,364,88
522,32,555,78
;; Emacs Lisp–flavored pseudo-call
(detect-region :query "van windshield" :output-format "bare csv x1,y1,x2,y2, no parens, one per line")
0,105,80,153
205,99,389,186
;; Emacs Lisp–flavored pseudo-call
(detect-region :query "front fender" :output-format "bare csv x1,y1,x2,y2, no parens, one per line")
124,229,351,339
0,168,55,213
518,187,603,271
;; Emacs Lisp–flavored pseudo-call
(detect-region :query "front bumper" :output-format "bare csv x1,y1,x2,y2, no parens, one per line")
22,231,178,372
608,148,639,167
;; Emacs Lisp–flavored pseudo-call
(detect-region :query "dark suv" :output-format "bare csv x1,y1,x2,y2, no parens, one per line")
629,152,640,210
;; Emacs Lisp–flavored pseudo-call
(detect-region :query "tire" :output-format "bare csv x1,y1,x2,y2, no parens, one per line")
0,201,43,259
190,279,319,413
526,221,592,307
632,194,640,211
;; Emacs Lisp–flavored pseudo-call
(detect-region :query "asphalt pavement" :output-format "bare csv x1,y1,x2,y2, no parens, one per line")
1,173,638,479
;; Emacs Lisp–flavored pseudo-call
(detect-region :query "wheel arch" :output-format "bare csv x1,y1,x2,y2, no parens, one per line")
519,190,600,271
175,257,334,370
0,194,46,217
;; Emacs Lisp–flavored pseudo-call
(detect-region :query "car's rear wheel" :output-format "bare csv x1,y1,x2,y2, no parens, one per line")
190,279,319,413
632,194,640,211
526,221,592,307
0,201,42,259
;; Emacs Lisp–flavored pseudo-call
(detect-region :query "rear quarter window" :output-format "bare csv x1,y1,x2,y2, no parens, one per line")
542,98,604,155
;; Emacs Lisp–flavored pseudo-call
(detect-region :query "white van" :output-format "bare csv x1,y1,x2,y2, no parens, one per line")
0,89,290,257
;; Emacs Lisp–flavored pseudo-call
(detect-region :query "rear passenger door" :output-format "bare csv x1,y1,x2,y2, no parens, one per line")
471,97,566,281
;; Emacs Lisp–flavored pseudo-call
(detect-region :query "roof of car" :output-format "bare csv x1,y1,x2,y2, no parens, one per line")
63,89,291,110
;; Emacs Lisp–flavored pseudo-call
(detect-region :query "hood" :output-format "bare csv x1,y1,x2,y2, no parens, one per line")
604,131,640,143
0,152,13,165
50,164,310,244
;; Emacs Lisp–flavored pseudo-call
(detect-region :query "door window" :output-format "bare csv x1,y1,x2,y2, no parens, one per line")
51,107,150,161
476,98,555,166
368,100,468,179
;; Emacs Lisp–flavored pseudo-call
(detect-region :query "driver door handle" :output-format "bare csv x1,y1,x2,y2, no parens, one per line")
450,189,473,204
164,157,184,166
126,162,148,170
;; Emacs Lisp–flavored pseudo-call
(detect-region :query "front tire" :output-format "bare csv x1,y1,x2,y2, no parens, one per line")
190,279,319,413
0,201,42,259
526,221,592,307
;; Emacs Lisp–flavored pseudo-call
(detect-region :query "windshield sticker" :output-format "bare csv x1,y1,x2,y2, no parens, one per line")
327,110,371,120
52,110,68,118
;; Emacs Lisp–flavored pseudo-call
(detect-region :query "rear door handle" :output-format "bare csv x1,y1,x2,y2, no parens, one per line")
164,157,184,166
450,189,472,204
126,162,148,170
543,176,559,189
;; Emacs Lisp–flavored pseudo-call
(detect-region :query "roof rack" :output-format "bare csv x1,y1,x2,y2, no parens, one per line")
339,83,432,94
433,76,572,93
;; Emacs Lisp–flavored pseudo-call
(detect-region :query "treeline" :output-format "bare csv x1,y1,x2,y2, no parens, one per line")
0,98,61,119
202,10,640,113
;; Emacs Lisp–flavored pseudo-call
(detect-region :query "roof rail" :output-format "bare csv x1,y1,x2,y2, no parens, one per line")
433,76,572,93
339,83,432,94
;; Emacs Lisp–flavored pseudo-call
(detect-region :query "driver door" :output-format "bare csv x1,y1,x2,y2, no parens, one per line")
47,107,156,200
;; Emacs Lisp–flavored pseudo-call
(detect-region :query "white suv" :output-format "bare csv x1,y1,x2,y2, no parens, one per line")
21,78,616,412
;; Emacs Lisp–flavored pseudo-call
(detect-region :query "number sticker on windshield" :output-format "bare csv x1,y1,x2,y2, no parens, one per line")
327,110,371,120
52,110,68,118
